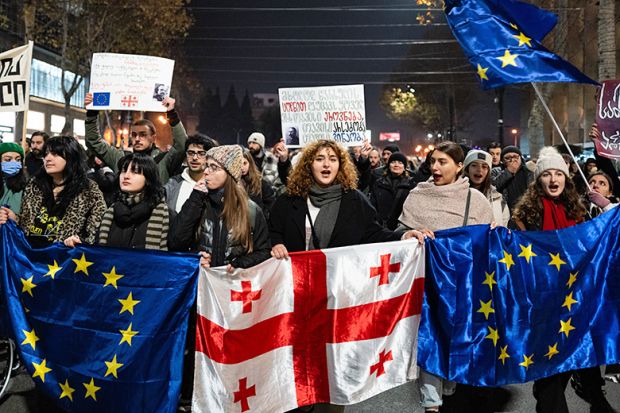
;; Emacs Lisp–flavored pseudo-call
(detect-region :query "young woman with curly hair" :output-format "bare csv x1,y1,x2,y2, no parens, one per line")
511,147,613,413
270,139,422,413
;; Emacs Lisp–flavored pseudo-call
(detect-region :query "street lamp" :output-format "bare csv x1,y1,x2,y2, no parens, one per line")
511,128,518,146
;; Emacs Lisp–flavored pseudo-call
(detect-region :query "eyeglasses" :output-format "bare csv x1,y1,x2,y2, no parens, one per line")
186,150,207,159
205,163,224,173
503,155,520,162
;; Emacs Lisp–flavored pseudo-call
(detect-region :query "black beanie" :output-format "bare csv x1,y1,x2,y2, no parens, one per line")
388,152,408,166
501,145,522,158
383,144,400,153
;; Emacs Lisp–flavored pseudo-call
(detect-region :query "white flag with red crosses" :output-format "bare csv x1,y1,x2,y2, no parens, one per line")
192,240,425,413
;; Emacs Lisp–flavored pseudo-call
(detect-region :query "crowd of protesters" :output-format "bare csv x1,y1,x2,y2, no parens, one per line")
0,92,619,413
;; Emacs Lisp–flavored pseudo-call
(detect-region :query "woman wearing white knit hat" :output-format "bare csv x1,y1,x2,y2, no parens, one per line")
512,147,614,412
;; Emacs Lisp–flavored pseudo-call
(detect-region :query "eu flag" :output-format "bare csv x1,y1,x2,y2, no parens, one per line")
92,92,111,106
444,0,598,89
417,208,620,386
0,221,199,412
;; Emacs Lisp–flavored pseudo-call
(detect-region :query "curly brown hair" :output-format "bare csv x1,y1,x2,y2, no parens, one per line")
512,175,587,229
286,140,358,198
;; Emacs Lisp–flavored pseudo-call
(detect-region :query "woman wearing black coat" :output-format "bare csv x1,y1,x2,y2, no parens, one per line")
269,140,423,413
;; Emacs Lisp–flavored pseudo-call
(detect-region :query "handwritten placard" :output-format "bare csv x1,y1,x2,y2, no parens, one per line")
278,84,366,147
595,80,620,160
0,41,33,113
87,53,175,112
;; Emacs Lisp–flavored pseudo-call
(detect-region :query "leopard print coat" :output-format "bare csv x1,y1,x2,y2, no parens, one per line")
18,179,107,244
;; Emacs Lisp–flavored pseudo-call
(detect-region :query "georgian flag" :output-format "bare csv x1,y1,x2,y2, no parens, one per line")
193,240,425,412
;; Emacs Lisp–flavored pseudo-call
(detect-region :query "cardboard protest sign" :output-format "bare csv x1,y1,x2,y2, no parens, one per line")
0,41,33,112
595,80,620,160
278,84,366,147
87,53,174,112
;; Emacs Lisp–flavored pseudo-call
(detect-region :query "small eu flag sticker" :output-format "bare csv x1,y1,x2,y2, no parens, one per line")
92,92,111,106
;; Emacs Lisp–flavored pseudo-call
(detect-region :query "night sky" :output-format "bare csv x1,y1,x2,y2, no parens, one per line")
182,0,521,151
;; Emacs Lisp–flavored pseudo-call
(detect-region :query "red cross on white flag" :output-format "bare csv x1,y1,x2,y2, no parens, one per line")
192,240,425,412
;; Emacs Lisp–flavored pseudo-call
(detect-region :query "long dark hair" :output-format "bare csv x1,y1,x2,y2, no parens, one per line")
4,160,29,193
116,153,164,209
34,136,89,215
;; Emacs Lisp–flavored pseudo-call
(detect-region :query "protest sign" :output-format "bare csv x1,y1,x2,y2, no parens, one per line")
0,41,33,113
279,84,366,147
379,132,400,142
87,53,175,112
595,80,620,160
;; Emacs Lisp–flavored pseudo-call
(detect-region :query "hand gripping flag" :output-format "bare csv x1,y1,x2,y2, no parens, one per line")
444,0,598,89
193,240,425,412
417,207,620,386
0,221,199,412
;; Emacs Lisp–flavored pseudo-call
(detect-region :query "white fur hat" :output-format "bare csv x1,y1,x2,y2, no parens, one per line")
535,147,570,179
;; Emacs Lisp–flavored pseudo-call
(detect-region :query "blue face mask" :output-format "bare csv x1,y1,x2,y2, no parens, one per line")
2,161,22,177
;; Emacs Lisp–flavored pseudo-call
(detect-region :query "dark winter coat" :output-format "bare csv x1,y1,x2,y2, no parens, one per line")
269,189,404,252
494,164,534,211
370,173,417,229
168,189,271,268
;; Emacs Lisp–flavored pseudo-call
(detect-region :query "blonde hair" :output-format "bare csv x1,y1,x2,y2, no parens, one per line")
222,175,253,253
286,140,358,198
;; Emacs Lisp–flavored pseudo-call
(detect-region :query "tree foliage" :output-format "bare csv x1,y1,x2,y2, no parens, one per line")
22,0,192,134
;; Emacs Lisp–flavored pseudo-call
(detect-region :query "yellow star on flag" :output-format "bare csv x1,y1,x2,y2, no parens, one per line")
485,326,499,347
104,354,124,379
519,354,534,369
518,244,537,263
477,64,489,81
548,253,566,272
498,251,515,271
119,323,139,346
32,359,52,382
59,379,75,401
21,276,37,297
83,378,101,401
562,292,579,312
559,318,575,337
102,267,124,289
566,271,578,288
497,50,519,68
118,292,140,315
498,345,510,365
545,343,560,360
482,271,497,291
72,253,93,275
44,260,62,279
513,32,532,47
21,328,40,350
477,299,495,320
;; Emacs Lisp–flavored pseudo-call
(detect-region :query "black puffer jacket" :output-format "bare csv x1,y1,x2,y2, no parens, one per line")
494,163,534,211
370,173,417,229
168,189,271,268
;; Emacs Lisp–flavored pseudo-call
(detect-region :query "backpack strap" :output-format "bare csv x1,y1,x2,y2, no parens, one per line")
463,189,472,226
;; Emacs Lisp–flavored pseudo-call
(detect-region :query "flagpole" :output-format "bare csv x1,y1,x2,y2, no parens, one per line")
530,82,591,191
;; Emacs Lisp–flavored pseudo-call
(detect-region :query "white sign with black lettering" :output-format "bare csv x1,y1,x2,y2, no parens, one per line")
0,41,33,113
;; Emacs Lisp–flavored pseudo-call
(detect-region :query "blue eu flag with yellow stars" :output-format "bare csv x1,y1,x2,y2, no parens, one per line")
0,221,199,412
444,0,598,89
417,207,620,385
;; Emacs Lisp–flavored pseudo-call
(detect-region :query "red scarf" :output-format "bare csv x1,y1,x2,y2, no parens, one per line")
542,197,575,230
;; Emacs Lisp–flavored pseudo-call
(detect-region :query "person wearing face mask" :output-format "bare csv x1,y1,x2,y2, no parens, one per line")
511,147,615,413
0,142,28,213
269,139,424,413
463,149,510,227
370,151,417,229
397,141,494,412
